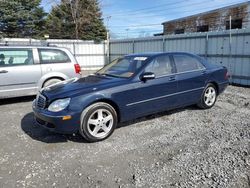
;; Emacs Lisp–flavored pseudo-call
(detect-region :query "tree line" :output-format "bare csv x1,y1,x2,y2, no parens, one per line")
0,0,107,40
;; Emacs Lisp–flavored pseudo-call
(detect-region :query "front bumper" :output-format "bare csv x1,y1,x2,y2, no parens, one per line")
32,100,80,134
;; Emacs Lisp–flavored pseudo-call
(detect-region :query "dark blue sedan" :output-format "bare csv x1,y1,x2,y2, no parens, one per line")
33,52,229,142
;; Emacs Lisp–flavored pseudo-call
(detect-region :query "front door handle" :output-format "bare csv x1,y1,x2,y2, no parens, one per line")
0,70,8,74
169,76,176,81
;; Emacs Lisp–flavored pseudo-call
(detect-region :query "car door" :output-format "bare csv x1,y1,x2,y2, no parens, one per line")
122,55,178,119
172,54,208,106
38,48,74,77
0,48,42,98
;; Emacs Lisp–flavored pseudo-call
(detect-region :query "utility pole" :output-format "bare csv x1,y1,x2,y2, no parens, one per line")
106,16,111,64
229,15,232,83
229,16,232,45
106,16,111,39
126,28,130,38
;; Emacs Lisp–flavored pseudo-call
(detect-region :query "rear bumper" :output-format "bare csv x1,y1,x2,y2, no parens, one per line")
218,81,229,94
32,100,80,134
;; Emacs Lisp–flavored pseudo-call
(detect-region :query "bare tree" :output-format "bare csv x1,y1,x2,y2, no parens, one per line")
69,0,79,39
66,0,93,39
46,0,106,40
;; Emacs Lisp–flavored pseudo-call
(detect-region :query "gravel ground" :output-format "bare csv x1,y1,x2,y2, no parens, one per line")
0,85,249,188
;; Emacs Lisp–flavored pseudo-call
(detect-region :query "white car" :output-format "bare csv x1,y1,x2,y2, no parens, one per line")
0,46,81,99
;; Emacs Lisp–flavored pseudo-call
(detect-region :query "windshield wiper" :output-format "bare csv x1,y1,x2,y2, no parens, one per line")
96,73,121,78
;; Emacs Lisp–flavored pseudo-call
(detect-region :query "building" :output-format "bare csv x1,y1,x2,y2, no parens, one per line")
162,1,250,35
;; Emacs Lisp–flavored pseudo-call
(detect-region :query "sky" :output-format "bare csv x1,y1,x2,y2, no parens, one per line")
41,0,249,39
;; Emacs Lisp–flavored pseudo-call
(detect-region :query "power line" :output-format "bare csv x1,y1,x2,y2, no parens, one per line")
103,0,190,16
106,0,210,17
110,10,250,29
4,1,248,30
112,17,250,36
114,30,163,34
106,0,248,19
114,21,250,35
113,23,250,37
111,23,160,28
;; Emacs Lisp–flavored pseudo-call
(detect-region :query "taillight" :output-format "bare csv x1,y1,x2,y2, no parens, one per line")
225,71,230,80
74,64,81,74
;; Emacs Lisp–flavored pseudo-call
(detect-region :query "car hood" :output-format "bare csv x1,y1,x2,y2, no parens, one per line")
41,75,126,100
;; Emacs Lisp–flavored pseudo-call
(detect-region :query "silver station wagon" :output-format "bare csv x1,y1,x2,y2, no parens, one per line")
0,46,81,99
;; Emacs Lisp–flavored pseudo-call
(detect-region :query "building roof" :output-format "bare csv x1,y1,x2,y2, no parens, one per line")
162,1,250,25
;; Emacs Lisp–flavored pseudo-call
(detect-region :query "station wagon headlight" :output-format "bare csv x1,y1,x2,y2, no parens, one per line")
48,98,71,112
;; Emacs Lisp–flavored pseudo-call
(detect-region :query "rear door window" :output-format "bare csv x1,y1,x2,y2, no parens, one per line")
173,54,205,73
145,55,174,77
38,49,70,64
0,49,34,67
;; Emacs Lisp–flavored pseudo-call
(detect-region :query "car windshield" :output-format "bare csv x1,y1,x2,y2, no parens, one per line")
96,56,148,78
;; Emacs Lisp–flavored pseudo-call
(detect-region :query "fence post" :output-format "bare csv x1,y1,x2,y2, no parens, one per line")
162,36,165,52
73,42,76,56
132,40,135,53
107,40,110,64
205,33,209,58
103,41,106,65
229,15,233,83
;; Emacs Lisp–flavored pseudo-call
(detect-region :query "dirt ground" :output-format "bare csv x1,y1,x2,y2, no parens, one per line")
0,85,249,188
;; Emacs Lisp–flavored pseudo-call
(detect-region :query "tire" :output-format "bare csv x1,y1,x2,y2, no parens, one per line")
197,83,217,109
43,78,62,88
79,102,117,142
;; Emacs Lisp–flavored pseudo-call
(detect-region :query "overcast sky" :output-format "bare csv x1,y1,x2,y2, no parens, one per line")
41,0,249,38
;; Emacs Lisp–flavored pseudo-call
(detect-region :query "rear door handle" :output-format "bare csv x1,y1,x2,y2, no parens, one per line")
0,70,8,74
169,76,176,81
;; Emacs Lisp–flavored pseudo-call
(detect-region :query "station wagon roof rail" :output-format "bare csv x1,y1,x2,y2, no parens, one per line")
0,42,57,47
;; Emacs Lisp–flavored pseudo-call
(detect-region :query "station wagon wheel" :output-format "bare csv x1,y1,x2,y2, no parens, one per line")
197,83,217,109
43,78,63,88
80,102,117,142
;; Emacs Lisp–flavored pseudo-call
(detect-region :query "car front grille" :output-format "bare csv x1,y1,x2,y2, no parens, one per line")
36,94,46,109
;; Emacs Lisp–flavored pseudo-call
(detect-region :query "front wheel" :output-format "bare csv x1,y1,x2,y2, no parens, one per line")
197,83,217,109
79,102,117,142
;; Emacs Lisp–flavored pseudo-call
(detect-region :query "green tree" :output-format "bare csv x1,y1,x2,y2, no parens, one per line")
45,1,75,39
46,0,107,40
0,0,46,38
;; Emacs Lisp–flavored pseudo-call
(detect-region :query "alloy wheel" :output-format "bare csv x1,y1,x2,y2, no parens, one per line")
87,109,114,138
204,87,216,106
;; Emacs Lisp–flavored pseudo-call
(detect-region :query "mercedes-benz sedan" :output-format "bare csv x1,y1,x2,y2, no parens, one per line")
33,52,229,142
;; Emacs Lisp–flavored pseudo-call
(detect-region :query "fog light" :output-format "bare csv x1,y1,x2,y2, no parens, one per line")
62,115,72,120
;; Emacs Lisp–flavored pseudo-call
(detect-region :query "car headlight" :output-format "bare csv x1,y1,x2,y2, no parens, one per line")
48,98,71,112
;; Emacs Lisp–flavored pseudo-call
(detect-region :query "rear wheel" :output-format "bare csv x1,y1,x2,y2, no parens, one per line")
197,83,217,109
43,78,62,88
79,102,117,142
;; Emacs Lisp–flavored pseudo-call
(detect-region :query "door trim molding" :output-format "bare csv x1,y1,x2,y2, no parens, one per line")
0,87,37,93
126,87,204,107
0,82,36,87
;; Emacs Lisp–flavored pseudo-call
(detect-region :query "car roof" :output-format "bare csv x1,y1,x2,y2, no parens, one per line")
125,52,198,58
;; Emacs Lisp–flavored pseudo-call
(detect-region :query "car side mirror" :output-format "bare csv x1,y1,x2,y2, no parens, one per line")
140,72,155,81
